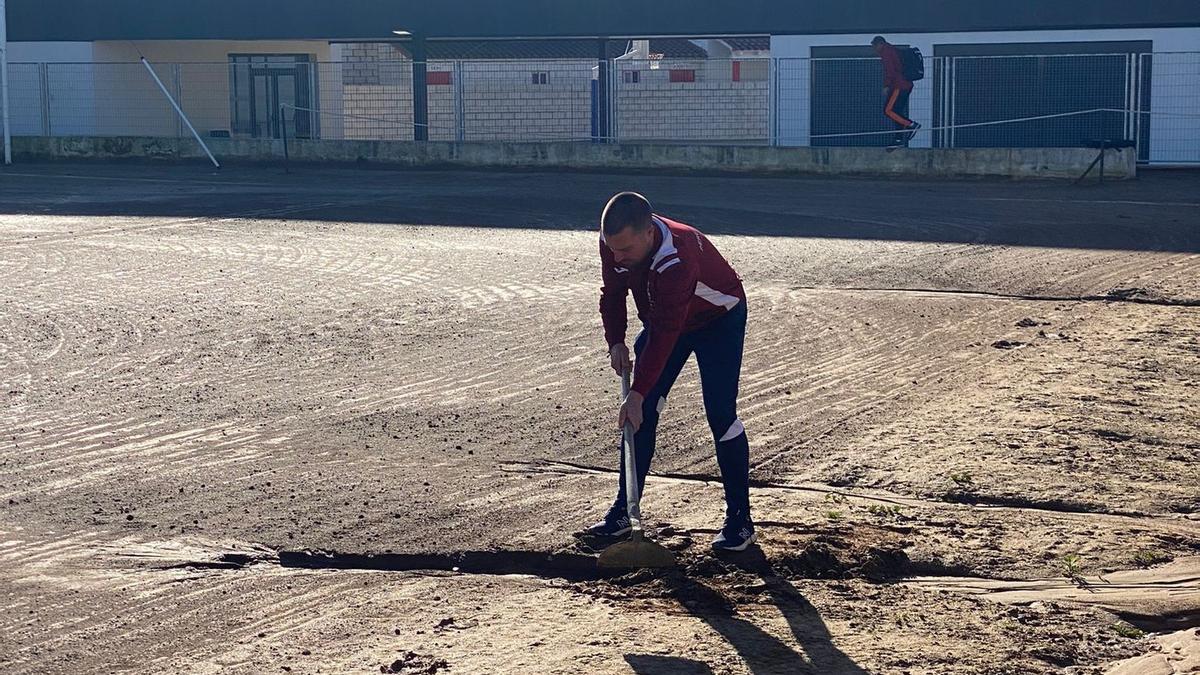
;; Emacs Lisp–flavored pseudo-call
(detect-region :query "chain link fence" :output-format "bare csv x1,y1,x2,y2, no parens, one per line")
6,53,1200,163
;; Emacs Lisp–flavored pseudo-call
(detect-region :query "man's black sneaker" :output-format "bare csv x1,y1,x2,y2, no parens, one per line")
712,513,757,551
585,505,632,537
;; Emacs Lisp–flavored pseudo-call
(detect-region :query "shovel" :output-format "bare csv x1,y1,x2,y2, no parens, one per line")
597,369,676,569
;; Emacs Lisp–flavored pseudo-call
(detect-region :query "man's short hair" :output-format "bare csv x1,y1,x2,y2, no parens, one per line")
601,192,653,237
871,35,887,46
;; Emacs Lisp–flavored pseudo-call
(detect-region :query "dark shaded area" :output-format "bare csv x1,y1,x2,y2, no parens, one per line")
163,552,264,571
278,548,616,582
809,47,893,149
278,547,867,672
953,55,1126,149
11,0,1200,41
625,655,715,675
1116,608,1200,633
939,490,1137,516
650,549,868,675
2,163,1198,253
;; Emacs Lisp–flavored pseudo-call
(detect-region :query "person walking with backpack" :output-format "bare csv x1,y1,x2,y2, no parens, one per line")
872,36,922,147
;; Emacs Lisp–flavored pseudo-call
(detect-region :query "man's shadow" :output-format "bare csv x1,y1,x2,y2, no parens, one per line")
624,548,867,675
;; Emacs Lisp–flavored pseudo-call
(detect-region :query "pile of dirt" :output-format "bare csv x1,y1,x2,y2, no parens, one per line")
572,526,927,607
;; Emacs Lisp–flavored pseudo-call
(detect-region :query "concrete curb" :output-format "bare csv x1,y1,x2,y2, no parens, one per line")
12,136,1137,180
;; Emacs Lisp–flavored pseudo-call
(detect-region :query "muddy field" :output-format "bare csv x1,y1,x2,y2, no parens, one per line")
1,163,1198,674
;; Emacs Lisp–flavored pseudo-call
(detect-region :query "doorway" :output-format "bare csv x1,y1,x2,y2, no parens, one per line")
230,54,316,139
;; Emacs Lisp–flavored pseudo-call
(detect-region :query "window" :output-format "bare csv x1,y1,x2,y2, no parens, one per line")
531,72,549,85
622,70,640,84
427,71,452,86
669,69,696,83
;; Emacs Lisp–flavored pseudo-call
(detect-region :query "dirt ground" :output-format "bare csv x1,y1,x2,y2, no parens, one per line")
1,162,1198,674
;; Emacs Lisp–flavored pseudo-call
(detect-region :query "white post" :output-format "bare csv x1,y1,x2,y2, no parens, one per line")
140,56,219,169
453,60,464,142
1,0,13,165
767,57,776,147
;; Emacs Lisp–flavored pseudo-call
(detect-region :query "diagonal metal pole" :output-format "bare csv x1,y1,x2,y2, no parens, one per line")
141,56,219,169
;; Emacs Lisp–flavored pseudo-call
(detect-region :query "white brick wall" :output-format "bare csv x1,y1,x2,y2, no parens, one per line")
341,59,592,141
456,60,592,141
343,84,413,140
337,50,769,143
615,59,770,142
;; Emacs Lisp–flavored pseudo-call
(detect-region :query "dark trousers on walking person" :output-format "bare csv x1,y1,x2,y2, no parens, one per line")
884,87,914,146
613,302,751,521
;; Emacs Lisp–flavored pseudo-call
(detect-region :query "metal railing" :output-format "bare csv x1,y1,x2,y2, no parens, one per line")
6,53,1200,164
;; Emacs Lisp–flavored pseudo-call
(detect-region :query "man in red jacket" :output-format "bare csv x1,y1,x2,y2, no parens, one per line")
872,35,921,147
586,192,755,551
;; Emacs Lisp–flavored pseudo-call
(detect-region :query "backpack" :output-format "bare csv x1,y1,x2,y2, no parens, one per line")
900,46,925,82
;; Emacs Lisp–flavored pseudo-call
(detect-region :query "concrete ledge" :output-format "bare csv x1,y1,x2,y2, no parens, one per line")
12,136,1137,180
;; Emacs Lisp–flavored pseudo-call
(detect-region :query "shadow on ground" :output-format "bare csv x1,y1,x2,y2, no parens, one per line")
2,163,1198,252
627,548,867,675
277,548,610,581
278,545,867,672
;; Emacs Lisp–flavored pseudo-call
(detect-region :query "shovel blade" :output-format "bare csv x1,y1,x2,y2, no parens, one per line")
596,533,676,569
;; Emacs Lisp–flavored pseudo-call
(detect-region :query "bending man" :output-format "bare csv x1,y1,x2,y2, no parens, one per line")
587,192,756,551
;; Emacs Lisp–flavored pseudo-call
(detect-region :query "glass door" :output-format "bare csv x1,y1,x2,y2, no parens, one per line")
230,55,315,139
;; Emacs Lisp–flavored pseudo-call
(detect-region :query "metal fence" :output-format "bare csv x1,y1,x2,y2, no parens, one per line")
6,52,1200,164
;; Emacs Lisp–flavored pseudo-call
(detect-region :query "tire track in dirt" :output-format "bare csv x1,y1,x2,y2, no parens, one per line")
1,533,309,669
7,219,1191,505
0,199,383,250
0,525,406,673
790,300,1200,515
3,170,1198,673
638,285,1027,476
0,411,288,502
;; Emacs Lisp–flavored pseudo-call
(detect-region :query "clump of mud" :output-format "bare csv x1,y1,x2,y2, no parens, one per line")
380,651,448,674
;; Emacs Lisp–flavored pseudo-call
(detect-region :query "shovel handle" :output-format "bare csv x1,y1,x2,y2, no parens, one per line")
621,369,642,531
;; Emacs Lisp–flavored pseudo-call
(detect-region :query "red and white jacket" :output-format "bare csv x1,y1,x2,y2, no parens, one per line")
880,43,913,91
600,215,745,396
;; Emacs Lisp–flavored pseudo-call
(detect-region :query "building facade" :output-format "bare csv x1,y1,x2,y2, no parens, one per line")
5,5,1199,163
